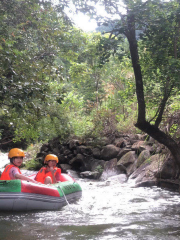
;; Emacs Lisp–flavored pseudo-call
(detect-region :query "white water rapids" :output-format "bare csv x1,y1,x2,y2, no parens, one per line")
0,153,180,239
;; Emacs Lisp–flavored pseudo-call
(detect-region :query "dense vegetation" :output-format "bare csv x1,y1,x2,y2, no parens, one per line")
1,0,180,165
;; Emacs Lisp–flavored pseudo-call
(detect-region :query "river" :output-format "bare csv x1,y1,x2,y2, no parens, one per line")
0,154,180,239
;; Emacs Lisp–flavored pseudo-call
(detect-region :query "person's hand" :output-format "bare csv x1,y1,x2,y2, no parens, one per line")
49,167,54,173
30,179,41,184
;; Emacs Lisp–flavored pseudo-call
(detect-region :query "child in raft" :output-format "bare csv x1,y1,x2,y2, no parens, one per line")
0,148,37,183
35,154,61,184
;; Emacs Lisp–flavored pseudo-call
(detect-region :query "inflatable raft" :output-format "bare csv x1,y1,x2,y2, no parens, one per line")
0,173,82,211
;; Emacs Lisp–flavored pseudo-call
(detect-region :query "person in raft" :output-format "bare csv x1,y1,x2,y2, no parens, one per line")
0,148,37,183
35,154,61,184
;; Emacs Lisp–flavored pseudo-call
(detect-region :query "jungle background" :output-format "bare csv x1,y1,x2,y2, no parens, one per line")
1,0,180,167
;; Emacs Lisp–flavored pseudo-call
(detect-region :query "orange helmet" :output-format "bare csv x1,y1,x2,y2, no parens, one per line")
8,148,25,159
44,154,59,163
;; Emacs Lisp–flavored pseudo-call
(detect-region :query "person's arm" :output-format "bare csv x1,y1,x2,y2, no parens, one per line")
49,167,57,183
55,169,61,182
15,173,38,183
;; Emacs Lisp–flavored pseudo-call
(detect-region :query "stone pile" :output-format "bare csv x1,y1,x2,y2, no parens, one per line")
35,134,180,190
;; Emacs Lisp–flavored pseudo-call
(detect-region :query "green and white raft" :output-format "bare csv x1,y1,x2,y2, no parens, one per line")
0,174,82,211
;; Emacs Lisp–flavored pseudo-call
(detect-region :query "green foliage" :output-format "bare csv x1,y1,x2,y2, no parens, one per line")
0,0,86,144
24,159,42,170
2,0,180,150
94,165,103,174
23,143,43,170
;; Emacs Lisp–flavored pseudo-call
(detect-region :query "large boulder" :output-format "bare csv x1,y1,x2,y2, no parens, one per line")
134,154,166,184
69,154,85,171
131,141,153,153
136,150,150,168
92,148,101,159
68,139,80,150
90,159,105,173
155,157,179,179
76,145,92,155
80,158,106,180
100,158,125,180
101,144,120,160
117,147,132,160
113,137,127,148
59,164,72,173
117,151,137,176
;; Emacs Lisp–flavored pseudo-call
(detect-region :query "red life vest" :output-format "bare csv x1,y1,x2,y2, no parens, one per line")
35,167,61,184
0,164,22,180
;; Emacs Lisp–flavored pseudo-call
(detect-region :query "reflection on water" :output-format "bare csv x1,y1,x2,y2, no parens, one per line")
0,176,180,239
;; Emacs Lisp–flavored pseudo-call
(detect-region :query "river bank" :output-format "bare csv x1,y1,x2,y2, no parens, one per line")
1,132,180,193
34,134,180,192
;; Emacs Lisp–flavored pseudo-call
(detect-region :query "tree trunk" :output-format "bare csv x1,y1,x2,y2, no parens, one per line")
135,121,180,168
126,11,180,168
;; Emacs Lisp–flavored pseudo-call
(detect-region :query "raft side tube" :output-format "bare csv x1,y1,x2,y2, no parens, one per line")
59,173,75,182
0,191,82,211
53,181,82,196
0,180,21,193
21,181,60,197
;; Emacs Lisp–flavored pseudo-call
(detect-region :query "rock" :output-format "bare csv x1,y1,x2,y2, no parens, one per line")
68,139,80,150
33,134,178,188
131,141,152,153
90,159,105,172
134,180,157,188
100,137,111,146
100,157,129,180
129,162,150,179
117,164,127,174
113,138,127,148
59,146,66,154
155,157,179,179
157,179,180,191
80,171,99,179
51,147,60,156
40,144,49,152
77,145,92,155
117,151,137,167
136,150,150,168
107,174,127,183
92,148,101,159
134,154,166,183
104,158,118,171
57,154,66,163
69,154,85,171
117,148,132,160
59,164,72,173
48,137,60,150
63,149,72,156
100,158,124,180
101,144,120,160
69,154,84,164
67,170,80,179
135,134,148,141
117,151,137,176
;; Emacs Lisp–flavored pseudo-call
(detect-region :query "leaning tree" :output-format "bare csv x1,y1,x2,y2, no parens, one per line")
66,0,180,166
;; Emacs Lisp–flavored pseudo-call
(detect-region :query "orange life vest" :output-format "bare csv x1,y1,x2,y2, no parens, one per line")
0,164,22,180
35,167,61,184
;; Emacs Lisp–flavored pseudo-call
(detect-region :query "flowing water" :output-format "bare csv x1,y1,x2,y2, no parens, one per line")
0,154,180,240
